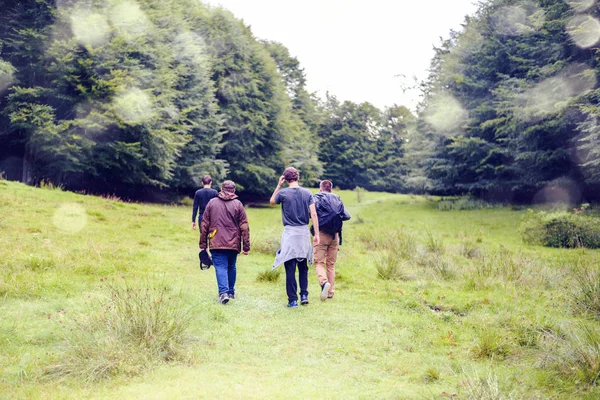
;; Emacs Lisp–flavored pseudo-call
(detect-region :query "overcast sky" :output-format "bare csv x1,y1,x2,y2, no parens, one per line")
206,0,480,110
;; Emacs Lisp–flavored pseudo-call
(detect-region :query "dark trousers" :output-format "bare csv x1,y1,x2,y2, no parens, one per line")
284,258,308,302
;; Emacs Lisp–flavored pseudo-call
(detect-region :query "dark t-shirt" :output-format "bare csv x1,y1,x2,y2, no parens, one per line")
274,187,314,226
192,188,218,222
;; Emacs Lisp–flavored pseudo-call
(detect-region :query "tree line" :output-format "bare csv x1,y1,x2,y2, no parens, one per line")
0,0,410,198
1,0,599,202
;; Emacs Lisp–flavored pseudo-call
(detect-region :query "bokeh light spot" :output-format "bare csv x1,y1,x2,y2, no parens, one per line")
112,88,154,125
567,0,596,13
53,203,88,234
109,0,151,40
423,93,468,136
491,2,545,36
70,10,110,49
567,14,600,48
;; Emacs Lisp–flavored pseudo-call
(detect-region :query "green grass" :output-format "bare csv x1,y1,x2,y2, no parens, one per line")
1,181,599,398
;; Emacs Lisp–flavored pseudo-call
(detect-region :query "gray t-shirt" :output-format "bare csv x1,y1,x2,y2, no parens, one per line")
275,187,314,226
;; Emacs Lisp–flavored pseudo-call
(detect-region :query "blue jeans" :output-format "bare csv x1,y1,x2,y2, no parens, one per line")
211,250,237,295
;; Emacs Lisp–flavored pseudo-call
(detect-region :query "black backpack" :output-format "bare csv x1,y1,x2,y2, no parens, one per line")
311,193,348,244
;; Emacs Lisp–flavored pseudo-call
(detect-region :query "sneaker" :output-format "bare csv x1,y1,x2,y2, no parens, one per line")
327,294,334,299
229,294,235,300
219,293,229,304
287,300,299,308
320,282,331,301
300,294,309,305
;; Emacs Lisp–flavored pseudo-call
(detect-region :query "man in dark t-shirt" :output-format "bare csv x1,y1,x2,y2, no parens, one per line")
270,167,320,308
192,175,218,230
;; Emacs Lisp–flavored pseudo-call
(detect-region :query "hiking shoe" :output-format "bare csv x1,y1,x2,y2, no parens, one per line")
229,294,235,300
219,293,229,304
320,282,331,301
287,300,299,308
300,294,309,305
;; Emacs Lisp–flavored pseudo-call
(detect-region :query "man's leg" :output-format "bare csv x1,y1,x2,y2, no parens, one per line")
326,234,339,297
298,258,309,298
314,232,331,287
226,250,237,297
284,259,298,302
211,250,229,296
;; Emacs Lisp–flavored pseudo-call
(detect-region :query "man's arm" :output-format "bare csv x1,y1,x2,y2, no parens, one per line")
199,202,211,250
310,203,320,246
269,176,286,205
238,203,250,255
192,192,199,229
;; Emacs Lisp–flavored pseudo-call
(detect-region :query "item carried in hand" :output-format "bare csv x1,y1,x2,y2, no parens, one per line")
199,249,213,270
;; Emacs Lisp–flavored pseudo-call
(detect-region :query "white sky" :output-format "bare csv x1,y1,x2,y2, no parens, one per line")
206,0,480,110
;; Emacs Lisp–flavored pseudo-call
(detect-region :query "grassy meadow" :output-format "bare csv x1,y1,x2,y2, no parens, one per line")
1,180,600,399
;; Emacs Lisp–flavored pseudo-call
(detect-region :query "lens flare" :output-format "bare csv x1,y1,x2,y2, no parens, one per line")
567,0,596,13
567,14,600,48
423,93,468,136
112,87,154,124
70,10,110,49
53,203,88,234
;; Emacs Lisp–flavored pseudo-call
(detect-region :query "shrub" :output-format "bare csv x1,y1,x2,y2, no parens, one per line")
520,210,600,249
49,281,194,381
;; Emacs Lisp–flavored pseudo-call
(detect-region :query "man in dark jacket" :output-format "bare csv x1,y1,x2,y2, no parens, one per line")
200,180,250,304
192,175,218,230
312,180,350,300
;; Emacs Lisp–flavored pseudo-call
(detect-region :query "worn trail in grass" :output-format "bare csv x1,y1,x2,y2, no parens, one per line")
1,181,599,399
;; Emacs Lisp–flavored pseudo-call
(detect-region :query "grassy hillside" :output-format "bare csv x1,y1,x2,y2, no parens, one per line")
1,180,599,399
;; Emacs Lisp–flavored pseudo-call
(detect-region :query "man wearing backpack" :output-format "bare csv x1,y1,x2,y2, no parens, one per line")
312,180,351,300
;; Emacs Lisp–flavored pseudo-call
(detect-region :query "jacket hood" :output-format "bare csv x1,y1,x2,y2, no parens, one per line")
218,191,238,201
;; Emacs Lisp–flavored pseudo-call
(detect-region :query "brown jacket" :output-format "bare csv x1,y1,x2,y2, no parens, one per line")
200,191,250,253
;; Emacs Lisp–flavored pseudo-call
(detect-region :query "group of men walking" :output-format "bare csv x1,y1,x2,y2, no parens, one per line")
192,167,350,307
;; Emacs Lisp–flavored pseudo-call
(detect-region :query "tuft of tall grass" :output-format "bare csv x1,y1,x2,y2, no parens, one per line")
461,369,515,400
374,251,411,281
256,267,281,282
471,249,530,286
416,253,455,280
541,322,600,388
471,327,512,360
252,231,280,255
423,231,445,255
571,264,600,318
49,281,194,382
438,197,495,211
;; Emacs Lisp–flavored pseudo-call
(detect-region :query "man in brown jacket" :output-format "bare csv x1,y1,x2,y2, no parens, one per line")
200,180,250,304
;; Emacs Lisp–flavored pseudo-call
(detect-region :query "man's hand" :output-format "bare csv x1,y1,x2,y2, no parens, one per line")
313,235,320,246
243,250,250,255
200,248,205,251
192,222,196,230
278,175,286,187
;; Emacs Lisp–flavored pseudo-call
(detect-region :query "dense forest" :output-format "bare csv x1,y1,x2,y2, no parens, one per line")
0,0,599,202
